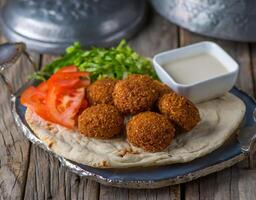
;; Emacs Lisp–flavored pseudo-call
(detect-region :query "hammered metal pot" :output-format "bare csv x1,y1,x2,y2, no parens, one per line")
0,0,147,54
150,0,256,42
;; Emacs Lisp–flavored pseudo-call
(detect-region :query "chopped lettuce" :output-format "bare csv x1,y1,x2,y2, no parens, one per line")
32,40,158,81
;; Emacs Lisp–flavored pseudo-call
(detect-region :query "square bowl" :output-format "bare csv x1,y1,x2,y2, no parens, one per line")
153,41,239,103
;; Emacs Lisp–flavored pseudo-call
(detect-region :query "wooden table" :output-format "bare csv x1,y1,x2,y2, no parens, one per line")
1,9,256,200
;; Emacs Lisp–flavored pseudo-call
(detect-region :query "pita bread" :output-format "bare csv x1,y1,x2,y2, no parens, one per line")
25,93,245,168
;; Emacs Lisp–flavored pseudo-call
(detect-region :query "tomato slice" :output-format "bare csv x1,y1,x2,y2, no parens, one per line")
21,65,90,129
56,65,78,73
37,81,48,93
46,87,85,128
21,87,45,107
48,77,80,89
20,86,53,121
53,72,90,80
76,78,91,88
49,71,90,89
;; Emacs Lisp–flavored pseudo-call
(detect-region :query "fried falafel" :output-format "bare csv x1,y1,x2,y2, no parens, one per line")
113,74,158,115
78,104,124,139
87,79,117,105
127,111,175,152
158,93,200,132
153,80,173,97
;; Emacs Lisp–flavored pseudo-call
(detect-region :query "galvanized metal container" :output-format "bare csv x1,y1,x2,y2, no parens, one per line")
150,0,256,42
0,0,147,54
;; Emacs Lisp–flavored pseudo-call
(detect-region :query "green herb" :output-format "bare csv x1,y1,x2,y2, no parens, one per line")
31,40,158,81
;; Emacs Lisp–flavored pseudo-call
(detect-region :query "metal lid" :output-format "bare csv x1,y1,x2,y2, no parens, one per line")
0,0,147,54
150,0,256,42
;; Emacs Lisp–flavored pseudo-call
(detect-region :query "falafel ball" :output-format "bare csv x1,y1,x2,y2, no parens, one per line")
158,93,200,132
87,79,117,105
127,111,175,152
78,104,124,139
153,80,173,97
113,74,158,115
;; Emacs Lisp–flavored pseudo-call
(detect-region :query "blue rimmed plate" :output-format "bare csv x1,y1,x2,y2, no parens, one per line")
11,86,256,189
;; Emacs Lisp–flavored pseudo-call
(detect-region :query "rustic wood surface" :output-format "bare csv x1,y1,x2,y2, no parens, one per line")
0,6,256,200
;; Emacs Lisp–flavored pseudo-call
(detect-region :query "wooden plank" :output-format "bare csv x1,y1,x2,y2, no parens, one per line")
248,44,256,168
0,34,40,199
129,186,180,200
185,166,256,200
200,169,231,200
23,54,99,200
0,0,4,7
128,10,178,57
23,145,99,200
236,169,256,200
99,185,128,200
99,185,181,200
179,28,255,200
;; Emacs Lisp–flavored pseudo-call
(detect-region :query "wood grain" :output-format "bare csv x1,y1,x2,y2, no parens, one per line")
128,10,178,57
0,34,40,199
248,44,256,168
23,146,99,200
99,185,181,200
237,169,256,200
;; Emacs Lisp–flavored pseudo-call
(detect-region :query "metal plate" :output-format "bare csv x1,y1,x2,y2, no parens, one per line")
11,87,255,188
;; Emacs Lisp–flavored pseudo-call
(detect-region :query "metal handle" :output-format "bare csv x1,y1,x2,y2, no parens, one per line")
238,108,256,154
240,129,256,154
0,42,37,95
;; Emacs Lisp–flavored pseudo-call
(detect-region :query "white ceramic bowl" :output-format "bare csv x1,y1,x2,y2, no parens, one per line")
153,41,239,103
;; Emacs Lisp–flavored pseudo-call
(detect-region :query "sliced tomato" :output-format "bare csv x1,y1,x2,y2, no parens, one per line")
52,72,90,80
21,65,90,129
37,81,48,93
75,78,90,88
20,86,45,107
49,71,90,89
48,76,80,89
51,66,90,88
20,86,52,121
46,87,85,128
56,65,78,73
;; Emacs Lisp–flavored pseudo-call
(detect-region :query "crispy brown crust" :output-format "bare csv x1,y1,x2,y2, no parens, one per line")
158,93,201,132
152,80,173,97
127,111,175,152
113,74,158,115
78,104,124,139
87,79,117,106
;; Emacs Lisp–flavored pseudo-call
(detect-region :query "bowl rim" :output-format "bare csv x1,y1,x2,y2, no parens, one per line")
153,41,239,88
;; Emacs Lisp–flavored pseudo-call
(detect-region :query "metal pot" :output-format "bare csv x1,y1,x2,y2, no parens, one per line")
0,0,147,54
150,0,256,42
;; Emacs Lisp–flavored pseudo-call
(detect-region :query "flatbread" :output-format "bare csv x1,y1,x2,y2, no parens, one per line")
25,93,245,168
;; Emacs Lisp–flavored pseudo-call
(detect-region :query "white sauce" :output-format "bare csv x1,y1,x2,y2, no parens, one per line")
163,53,228,85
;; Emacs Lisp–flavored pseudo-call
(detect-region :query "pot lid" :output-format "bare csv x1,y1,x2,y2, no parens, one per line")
0,0,147,54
